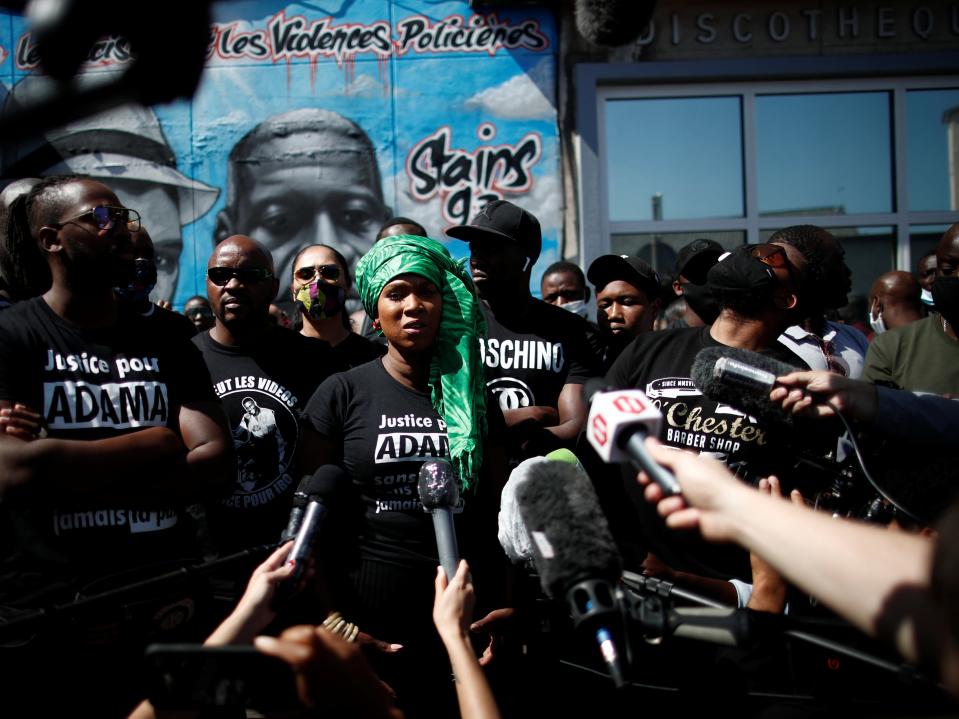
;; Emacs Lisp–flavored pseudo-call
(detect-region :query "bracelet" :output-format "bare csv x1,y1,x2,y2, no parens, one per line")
322,610,359,643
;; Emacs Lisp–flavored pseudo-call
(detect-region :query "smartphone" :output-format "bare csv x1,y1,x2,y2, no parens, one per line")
144,643,300,712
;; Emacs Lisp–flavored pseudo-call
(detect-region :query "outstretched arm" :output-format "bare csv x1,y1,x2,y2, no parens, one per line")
638,438,936,665
434,560,502,719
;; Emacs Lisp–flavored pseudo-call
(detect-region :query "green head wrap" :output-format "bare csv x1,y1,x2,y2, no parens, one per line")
355,235,487,488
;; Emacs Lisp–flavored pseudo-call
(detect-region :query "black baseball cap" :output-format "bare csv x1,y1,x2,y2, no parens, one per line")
706,246,776,295
587,254,661,300
446,200,542,264
675,239,723,282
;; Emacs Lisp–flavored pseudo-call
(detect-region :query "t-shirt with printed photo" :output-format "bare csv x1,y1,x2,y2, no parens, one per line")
193,325,344,554
0,297,216,607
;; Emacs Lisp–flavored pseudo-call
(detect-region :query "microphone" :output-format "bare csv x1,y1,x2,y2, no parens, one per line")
281,465,347,589
498,450,590,563
583,378,681,496
690,346,802,429
418,459,460,580
516,461,628,687
280,476,318,542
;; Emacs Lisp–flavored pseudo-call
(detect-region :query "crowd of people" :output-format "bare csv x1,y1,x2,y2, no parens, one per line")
0,173,957,718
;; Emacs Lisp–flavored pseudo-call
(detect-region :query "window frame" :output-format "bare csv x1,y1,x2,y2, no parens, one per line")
576,54,959,274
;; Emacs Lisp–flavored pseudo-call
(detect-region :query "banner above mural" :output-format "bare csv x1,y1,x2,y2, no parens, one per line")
0,1,560,308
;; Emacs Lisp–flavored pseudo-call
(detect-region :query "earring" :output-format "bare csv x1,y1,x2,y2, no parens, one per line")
372,318,381,331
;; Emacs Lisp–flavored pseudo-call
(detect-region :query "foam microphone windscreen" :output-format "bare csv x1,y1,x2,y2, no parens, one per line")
691,345,802,429
575,0,656,47
515,460,621,600
306,464,348,501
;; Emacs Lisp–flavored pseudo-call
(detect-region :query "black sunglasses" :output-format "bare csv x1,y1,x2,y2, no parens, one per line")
207,266,274,286
55,205,141,232
294,264,342,282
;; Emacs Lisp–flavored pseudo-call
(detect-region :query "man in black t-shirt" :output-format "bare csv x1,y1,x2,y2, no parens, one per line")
447,200,600,461
595,244,813,579
0,176,232,716
193,235,344,558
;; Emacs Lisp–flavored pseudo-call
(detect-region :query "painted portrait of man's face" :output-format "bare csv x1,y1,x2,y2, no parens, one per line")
215,109,389,301
1,74,220,304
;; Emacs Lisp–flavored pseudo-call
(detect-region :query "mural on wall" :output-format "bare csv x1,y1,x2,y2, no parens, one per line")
0,1,560,307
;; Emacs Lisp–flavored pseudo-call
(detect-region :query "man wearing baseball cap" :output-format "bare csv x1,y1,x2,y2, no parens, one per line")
447,200,600,462
587,253,662,371
591,244,812,581
671,238,724,326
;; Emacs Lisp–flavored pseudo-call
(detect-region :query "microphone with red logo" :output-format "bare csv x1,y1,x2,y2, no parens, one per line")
583,379,681,496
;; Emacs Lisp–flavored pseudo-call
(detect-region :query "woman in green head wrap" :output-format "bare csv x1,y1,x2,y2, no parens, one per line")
300,234,506,717
355,234,488,487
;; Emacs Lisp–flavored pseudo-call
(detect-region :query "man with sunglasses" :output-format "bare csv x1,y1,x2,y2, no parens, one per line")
0,176,233,715
192,235,344,587
590,244,811,581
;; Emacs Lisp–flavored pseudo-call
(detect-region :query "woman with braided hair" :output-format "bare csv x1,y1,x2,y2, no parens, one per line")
301,234,508,718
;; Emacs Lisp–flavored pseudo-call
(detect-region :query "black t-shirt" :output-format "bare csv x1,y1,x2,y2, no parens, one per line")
305,359,458,569
480,299,599,413
601,326,808,579
607,326,806,469
193,326,344,554
0,297,216,607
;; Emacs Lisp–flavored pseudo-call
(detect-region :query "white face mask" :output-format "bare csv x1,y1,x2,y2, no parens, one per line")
921,288,935,307
560,299,590,319
869,303,886,335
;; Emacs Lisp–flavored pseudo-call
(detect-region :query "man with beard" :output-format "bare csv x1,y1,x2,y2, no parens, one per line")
192,235,343,568
0,176,232,716
771,225,870,378
863,223,959,394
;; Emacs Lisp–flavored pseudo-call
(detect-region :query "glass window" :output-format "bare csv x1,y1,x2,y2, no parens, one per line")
605,97,744,222
761,225,895,299
611,231,745,278
755,92,893,215
907,89,959,212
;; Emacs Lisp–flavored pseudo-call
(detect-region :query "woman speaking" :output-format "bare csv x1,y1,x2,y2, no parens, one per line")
301,234,506,717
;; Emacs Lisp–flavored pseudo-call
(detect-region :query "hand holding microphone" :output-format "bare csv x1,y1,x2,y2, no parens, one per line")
583,378,681,496
637,436,754,544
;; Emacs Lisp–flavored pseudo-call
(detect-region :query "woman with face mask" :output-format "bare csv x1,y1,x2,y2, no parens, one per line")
291,244,384,368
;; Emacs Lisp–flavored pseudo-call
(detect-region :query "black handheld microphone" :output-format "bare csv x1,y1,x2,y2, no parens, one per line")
279,465,347,591
516,460,628,687
583,378,681,496
280,477,315,543
691,346,802,429
417,459,460,581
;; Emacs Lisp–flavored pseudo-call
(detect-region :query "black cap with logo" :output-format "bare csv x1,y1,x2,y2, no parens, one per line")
587,254,661,300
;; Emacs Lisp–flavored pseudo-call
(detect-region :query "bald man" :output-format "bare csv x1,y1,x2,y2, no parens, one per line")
192,235,343,574
863,224,959,394
867,271,923,334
